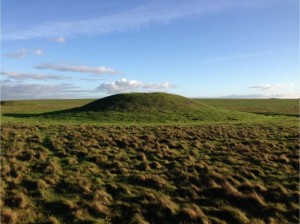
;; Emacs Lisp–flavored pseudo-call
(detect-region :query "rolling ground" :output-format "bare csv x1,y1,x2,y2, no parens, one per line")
0,93,299,223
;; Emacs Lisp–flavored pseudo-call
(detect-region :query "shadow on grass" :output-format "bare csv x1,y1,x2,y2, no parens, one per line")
3,113,42,118
253,112,299,118
2,108,77,119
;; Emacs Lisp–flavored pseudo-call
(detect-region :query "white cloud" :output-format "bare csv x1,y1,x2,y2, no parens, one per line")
35,63,120,75
96,78,173,94
34,49,43,56
2,0,270,40
1,71,69,80
5,48,27,59
51,36,66,43
249,83,294,91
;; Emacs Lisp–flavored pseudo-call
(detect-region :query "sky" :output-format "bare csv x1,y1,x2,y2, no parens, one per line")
1,0,299,100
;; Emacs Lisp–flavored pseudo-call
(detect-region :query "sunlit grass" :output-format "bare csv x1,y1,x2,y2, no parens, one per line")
1,124,299,223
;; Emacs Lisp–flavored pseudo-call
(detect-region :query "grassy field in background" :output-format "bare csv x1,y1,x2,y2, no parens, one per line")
1,96,299,125
1,98,299,115
1,95,299,223
197,99,299,116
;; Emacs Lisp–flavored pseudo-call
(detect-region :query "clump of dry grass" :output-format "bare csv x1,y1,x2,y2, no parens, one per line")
138,175,168,189
5,192,29,208
178,204,209,224
129,213,150,224
244,192,266,208
45,159,62,175
76,176,92,193
142,192,179,221
1,207,18,224
92,189,112,204
149,161,162,169
216,206,250,223
85,200,110,216
45,216,61,224
222,180,241,197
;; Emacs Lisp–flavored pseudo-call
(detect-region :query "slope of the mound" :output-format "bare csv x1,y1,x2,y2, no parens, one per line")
38,92,260,123
75,92,201,112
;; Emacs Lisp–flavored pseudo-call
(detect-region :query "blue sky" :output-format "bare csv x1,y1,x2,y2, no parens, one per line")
1,0,299,100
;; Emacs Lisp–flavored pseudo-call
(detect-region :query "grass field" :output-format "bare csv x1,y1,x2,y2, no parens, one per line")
197,99,299,117
1,94,299,125
1,94,299,223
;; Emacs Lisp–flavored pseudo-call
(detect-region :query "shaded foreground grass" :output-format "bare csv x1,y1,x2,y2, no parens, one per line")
1,124,299,223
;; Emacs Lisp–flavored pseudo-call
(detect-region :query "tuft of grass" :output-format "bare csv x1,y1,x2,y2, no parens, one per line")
129,213,150,224
5,192,29,208
92,189,112,204
137,175,168,189
1,207,18,224
85,200,110,216
178,204,209,224
45,216,61,224
216,206,250,224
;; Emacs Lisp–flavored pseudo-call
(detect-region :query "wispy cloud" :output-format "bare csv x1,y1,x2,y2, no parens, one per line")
1,71,69,80
35,63,120,75
221,93,300,99
96,78,174,94
2,0,267,40
249,83,294,91
202,51,277,63
5,48,27,59
1,82,79,100
34,49,43,56
50,36,66,43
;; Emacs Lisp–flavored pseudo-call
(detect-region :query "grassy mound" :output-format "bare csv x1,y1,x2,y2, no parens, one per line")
45,92,255,123
1,93,263,124
75,92,198,112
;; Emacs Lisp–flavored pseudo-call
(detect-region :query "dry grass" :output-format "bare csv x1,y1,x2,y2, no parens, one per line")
1,124,299,223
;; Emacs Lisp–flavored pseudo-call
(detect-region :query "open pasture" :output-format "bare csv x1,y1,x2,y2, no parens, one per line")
0,96,299,223
197,99,299,116
1,96,299,125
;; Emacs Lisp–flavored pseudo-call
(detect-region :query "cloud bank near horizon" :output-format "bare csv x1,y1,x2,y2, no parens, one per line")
1,82,81,100
249,83,295,91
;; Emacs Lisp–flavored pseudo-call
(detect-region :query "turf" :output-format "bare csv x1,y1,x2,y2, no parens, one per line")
0,93,299,223
196,99,299,116
1,124,299,223
75,92,198,112
1,93,293,125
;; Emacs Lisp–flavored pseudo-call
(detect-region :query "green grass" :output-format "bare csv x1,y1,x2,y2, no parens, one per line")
75,92,199,112
1,93,298,125
0,94,299,223
196,98,299,116
1,124,299,223
1,99,94,114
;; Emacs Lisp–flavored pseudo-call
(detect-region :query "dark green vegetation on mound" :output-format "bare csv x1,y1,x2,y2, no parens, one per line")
1,124,299,223
56,92,247,123
76,92,198,112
